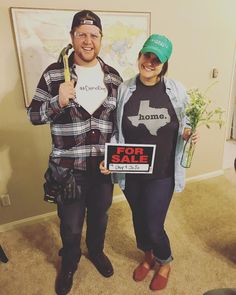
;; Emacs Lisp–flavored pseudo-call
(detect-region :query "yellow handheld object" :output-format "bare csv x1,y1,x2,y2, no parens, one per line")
63,54,70,82
58,44,72,82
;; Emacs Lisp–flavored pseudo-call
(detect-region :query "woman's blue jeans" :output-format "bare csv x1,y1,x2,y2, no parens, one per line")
123,176,174,265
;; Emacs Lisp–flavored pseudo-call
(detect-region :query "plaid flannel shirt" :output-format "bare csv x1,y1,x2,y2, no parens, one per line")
28,53,122,171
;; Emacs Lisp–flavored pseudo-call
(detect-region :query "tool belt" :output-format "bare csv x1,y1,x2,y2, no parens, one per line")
43,160,83,204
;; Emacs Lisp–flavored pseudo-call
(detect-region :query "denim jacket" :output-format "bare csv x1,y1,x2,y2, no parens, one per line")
111,75,190,192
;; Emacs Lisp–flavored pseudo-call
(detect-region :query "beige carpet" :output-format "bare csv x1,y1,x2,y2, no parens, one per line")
0,169,236,295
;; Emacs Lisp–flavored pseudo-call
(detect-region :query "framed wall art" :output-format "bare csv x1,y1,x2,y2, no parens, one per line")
10,8,150,107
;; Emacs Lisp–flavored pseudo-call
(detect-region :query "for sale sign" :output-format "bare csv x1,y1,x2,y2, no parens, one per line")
104,143,156,173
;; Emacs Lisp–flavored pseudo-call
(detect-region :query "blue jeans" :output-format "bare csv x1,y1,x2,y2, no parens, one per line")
57,172,113,270
123,176,174,265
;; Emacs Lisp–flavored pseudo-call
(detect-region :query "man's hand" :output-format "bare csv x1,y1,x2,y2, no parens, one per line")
59,80,75,108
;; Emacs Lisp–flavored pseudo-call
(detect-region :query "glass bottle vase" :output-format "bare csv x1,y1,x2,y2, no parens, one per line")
180,134,196,168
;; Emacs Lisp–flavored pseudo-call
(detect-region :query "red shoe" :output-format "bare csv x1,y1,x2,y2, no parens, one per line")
133,260,155,282
149,268,171,291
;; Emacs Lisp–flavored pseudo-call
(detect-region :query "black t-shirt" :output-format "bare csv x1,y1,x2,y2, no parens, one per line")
122,76,179,179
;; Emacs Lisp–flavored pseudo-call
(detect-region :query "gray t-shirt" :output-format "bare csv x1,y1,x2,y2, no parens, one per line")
122,77,179,179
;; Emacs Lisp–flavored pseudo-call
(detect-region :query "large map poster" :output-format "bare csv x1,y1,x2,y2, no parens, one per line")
10,8,150,107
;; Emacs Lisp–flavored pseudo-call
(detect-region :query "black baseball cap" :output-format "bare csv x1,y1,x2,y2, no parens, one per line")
71,10,102,32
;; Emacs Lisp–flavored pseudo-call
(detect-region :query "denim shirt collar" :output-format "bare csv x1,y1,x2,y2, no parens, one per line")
125,75,182,122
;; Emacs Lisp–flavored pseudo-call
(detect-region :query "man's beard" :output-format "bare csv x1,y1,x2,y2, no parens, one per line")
76,51,97,63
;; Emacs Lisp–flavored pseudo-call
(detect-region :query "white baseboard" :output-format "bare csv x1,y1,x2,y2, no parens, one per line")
0,169,225,233
0,211,57,233
186,169,224,183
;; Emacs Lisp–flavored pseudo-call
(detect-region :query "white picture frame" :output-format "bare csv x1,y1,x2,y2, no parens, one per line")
10,8,150,107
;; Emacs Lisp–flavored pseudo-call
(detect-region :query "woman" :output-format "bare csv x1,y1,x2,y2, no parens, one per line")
101,34,198,291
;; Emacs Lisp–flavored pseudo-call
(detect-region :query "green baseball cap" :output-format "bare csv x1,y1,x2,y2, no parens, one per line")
140,34,173,63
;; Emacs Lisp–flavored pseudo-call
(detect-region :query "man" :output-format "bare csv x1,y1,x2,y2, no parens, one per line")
28,10,122,295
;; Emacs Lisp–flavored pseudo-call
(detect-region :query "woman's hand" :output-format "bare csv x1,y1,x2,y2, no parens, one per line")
99,160,111,175
191,131,199,144
182,128,199,144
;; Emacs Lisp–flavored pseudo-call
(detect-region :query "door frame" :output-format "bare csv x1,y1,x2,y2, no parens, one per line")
226,41,236,140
